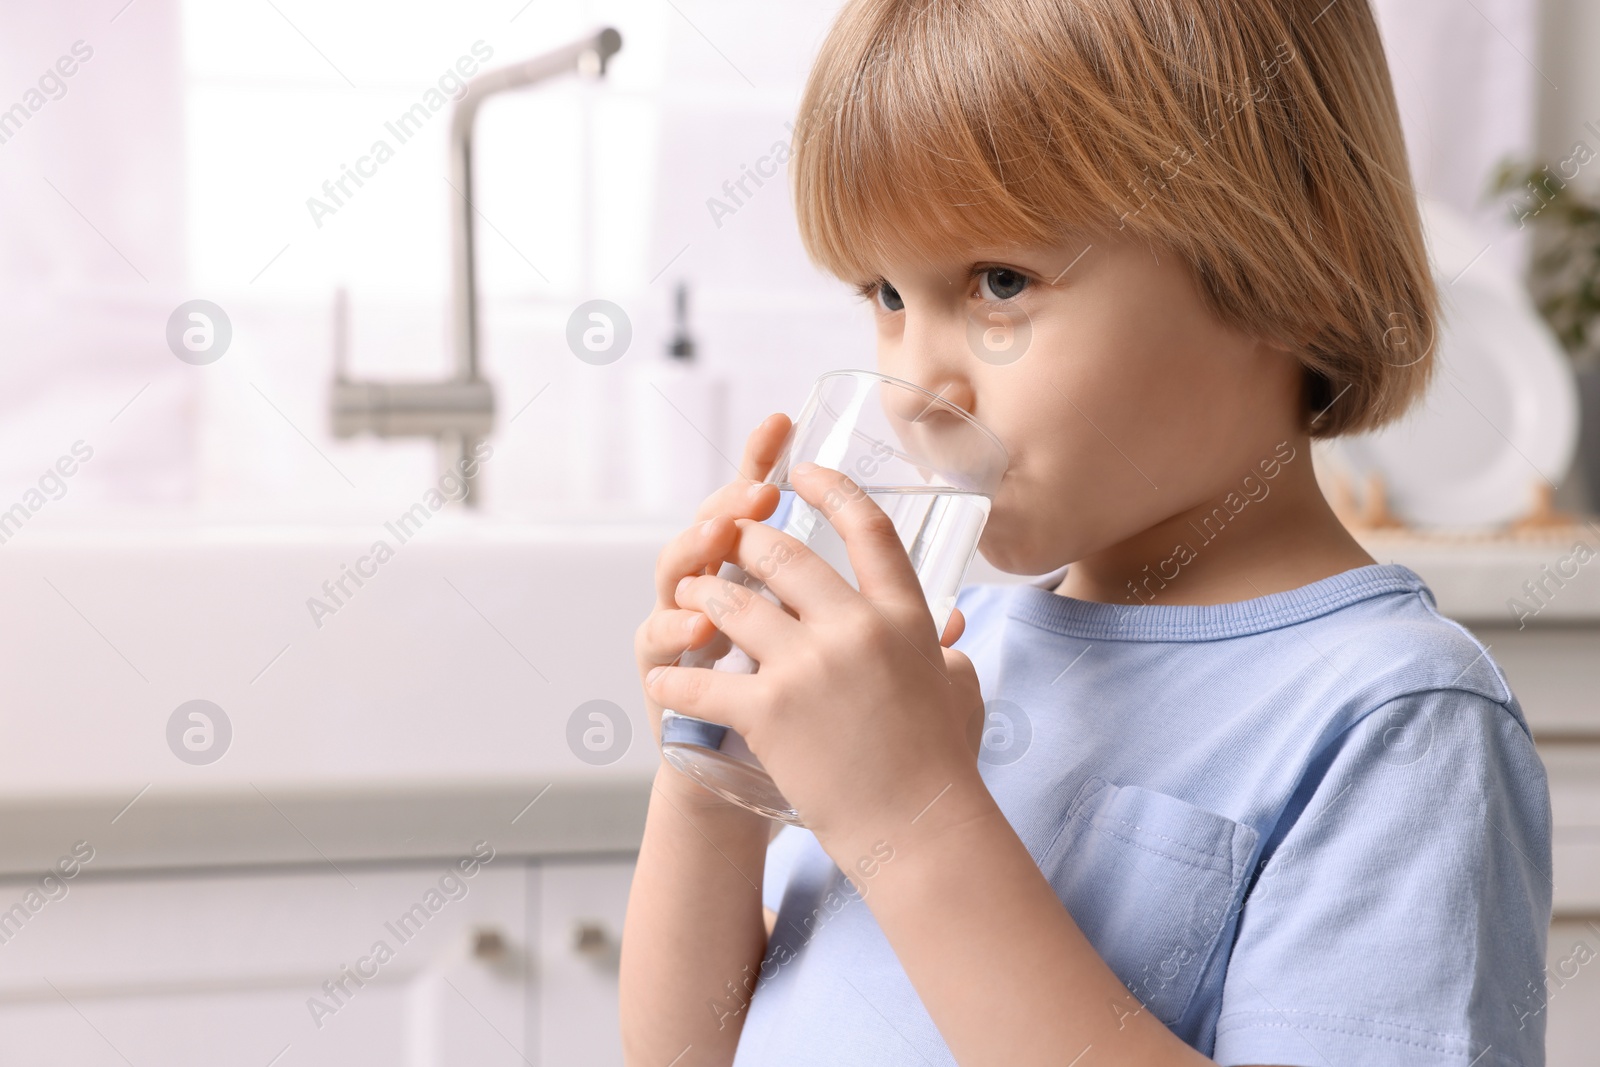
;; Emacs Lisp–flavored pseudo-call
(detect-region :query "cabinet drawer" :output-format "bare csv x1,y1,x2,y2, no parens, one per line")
1543,743,1600,916
0,861,530,1066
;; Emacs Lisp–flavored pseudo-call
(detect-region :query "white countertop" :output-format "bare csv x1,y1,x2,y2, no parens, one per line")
0,777,651,881
1354,524,1600,624
968,522,1600,624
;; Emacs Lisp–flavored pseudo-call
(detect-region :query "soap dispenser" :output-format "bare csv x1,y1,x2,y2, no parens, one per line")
628,281,729,517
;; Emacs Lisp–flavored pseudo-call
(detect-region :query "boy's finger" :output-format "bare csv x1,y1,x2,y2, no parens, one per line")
691,479,778,526
724,517,858,620
685,413,789,524
787,463,925,616
940,606,966,647
740,412,792,483
655,516,739,608
634,609,712,667
942,645,980,690
673,570,802,665
643,662,760,735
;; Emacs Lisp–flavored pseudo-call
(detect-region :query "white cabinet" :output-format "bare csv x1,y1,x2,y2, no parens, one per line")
1546,919,1600,1065
537,860,634,1066
0,856,636,1066
1543,741,1600,1067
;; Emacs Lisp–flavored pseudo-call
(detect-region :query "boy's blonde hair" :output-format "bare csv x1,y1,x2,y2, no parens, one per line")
792,0,1436,437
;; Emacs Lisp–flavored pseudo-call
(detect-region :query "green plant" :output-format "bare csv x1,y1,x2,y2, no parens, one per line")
1489,157,1600,369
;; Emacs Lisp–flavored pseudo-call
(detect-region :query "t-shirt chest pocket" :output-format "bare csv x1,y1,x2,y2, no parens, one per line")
1038,777,1260,1028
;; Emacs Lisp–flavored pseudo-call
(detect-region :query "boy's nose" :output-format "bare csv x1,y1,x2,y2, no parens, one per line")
924,376,977,419
886,372,978,425
899,314,978,403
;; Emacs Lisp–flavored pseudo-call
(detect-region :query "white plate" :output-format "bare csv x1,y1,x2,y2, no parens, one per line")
1326,198,1579,529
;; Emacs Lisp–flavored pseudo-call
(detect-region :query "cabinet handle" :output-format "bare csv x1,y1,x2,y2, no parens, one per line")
573,920,614,956
472,926,508,961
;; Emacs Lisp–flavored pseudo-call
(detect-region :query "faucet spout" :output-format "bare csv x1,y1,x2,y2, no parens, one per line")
331,28,623,509
448,27,623,384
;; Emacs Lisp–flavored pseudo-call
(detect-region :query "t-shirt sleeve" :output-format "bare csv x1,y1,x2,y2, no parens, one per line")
1213,688,1552,1067
761,824,815,914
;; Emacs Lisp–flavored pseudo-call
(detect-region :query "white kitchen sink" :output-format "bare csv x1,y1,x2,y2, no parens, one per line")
0,517,676,799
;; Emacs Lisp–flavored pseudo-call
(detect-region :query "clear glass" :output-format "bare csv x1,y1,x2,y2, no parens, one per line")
658,369,1009,824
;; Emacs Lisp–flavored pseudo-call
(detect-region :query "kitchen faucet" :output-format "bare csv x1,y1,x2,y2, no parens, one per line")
330,28,624,507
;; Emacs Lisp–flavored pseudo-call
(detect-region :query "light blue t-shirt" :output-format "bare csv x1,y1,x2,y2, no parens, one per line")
732,563,1552,1066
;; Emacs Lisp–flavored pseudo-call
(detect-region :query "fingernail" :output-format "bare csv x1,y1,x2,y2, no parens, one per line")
675,575,694,599
793,461,818,475
745,482,766,498
700,518,717,535
646,666,666,685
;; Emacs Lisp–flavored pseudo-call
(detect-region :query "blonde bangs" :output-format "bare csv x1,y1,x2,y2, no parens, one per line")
791,1,1139,281
790,0,1442,439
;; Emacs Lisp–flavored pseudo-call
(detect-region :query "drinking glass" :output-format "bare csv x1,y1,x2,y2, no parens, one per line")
658,369,1009,824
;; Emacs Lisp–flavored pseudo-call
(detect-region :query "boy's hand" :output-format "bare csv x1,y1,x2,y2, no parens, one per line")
634,413,790,763
644,462,988,845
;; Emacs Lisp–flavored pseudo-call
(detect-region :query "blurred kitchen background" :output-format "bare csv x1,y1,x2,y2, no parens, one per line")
0,0,864,520
2,0,1600,1064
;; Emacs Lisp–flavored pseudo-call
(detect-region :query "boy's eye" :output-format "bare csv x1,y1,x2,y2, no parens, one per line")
875,281,905,312
978,268,1028,301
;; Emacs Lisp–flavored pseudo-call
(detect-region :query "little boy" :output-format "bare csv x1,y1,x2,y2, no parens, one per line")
622,1,1552,1064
